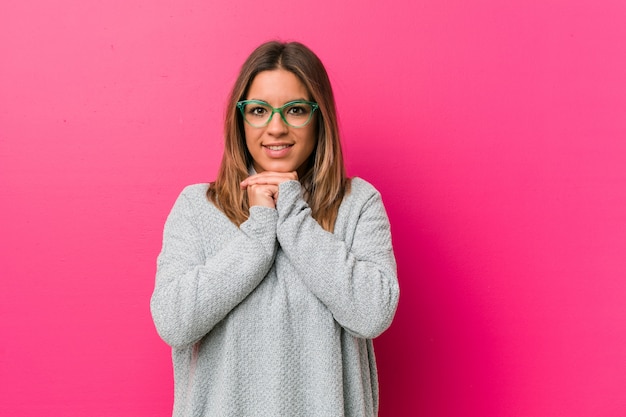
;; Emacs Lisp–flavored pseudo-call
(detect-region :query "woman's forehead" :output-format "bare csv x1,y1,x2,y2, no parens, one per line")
246,69,310,104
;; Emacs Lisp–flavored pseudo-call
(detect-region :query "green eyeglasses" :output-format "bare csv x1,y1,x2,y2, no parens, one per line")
237,100,319,128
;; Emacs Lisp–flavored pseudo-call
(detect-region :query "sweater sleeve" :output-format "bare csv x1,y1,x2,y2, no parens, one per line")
151,189,278,348
275,180,399,339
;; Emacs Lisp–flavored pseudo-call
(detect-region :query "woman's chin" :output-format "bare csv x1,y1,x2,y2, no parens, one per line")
255,163,297,173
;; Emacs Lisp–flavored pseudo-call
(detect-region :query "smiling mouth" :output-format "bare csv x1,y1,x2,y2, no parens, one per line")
264,145,292,151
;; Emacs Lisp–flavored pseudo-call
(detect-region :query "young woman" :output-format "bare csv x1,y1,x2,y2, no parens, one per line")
151,41,399,417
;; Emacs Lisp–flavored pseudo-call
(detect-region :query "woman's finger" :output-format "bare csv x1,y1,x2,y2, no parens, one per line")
241,171,297,188
247,184,278,208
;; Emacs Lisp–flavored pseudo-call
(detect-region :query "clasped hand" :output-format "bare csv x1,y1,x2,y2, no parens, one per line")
240,171,298,209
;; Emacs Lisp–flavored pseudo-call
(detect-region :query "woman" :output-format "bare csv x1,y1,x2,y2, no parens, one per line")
151,41,399,417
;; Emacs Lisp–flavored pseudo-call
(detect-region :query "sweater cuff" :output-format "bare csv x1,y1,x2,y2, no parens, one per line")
240,206,278,255
276,180,305,217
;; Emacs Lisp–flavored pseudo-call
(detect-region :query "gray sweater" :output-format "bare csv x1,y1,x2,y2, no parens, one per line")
151,178,399,417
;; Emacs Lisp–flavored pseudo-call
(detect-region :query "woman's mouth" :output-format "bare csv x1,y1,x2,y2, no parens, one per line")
264,144,292,151
263,144,293,158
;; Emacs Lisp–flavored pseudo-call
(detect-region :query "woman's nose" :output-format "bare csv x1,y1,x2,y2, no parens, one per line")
266,111,289,135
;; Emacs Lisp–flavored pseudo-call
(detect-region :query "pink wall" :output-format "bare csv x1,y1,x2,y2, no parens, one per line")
1,1,625,415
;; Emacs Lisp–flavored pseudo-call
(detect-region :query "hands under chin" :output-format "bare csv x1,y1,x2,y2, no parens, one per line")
240,171,298,209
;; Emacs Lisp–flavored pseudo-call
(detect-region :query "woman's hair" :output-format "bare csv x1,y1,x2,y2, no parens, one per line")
207,41,349,232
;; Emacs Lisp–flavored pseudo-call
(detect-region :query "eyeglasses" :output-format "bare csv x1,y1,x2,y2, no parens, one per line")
237,100,319,128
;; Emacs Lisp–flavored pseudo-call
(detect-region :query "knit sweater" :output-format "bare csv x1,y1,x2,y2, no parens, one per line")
151,178,399,417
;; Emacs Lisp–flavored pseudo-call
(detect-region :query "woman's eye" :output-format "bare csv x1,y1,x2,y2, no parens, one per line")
248,106,268,116
286,106,307,115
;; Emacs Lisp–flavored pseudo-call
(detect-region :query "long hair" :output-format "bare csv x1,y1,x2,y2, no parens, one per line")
207,41,349,232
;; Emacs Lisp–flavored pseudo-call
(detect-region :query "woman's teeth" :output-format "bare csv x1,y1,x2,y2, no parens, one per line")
266,145,290,151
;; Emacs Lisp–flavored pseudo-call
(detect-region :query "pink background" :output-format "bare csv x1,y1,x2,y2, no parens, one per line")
1,1,625,415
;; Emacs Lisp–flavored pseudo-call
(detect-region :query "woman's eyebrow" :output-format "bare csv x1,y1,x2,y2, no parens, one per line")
247,98,308,104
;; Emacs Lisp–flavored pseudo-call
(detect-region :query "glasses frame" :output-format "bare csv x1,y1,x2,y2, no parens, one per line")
236,99,319,128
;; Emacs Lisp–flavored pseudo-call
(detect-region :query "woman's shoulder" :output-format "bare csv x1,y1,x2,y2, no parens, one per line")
173,183,212,209
179,183,211,198
338,177,386,214
346,177,382,200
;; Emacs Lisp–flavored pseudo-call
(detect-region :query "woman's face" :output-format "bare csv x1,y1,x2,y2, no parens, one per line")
243,69,317,177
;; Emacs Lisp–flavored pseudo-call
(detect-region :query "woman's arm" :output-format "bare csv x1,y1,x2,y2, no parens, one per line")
151,188,278,348
275,180,399,339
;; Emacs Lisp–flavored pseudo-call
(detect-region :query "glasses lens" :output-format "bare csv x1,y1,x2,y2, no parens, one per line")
242,102,272,127
282,102,314,127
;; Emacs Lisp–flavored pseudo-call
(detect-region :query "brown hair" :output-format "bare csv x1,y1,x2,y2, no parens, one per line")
207,41,349,232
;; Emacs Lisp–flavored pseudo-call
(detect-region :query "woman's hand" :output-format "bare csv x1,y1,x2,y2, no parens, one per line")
241,171,298,209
